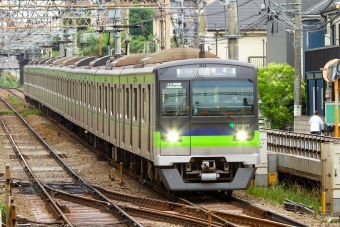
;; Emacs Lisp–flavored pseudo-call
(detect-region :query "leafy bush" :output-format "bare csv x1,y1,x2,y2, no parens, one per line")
0,72,20,88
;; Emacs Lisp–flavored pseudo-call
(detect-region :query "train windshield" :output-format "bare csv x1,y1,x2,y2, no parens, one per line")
192,80,254,116
161,82,188,116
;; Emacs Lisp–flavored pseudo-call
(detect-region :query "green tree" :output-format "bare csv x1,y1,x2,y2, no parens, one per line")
129,8,155,38
258,63,306,129
78,31,110,56
129,35,155,54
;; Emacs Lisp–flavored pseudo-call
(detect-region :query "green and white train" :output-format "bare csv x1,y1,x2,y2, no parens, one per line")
24,48,260,192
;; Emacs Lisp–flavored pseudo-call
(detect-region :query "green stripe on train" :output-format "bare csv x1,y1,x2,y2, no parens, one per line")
154,131,260,148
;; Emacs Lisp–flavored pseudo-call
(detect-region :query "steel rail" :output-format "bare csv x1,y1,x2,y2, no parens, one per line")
45,184,228,227
10,88,314,227
55,121,313,227
0,96,73,227
227,195,309,227
0,95,143,227
96,184,297,227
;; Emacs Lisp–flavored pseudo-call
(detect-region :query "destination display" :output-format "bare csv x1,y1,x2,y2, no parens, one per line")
177,67,237,77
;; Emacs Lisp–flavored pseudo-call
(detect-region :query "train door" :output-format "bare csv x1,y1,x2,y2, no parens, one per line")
159,81,191,156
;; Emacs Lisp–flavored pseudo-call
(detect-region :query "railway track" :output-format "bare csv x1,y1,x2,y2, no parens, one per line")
0,95,141,226
1,88,310,227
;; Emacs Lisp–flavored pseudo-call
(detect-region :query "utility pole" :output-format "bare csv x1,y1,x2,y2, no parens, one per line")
178,0,184,48
71,19,78,56
193,0,200,48
227,0,239,60
293,0,302,116
159,0,171,50
126,8,130,55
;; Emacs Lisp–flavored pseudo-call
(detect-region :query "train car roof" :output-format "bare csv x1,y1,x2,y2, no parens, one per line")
141,47,218,65
26,48,220,69
154,58,257,69
111,53,150,67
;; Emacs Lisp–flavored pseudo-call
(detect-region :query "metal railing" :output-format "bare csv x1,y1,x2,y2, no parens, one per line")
262,129,340,161
248,56,267,68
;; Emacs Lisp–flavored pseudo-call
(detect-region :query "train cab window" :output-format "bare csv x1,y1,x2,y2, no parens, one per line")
192,80,254,116
162,86,187,116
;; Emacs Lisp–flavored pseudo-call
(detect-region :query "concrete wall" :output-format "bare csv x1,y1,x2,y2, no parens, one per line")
294,115,325,135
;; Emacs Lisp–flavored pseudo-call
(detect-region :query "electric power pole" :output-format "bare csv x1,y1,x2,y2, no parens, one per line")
293,0,302,116
227,0,239,60
193,0,200,48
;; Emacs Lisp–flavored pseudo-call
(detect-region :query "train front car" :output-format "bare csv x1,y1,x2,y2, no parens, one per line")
154,59,260,192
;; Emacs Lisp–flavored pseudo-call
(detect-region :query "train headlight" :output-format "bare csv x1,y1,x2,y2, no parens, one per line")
235,131,247,141
167,131,181,142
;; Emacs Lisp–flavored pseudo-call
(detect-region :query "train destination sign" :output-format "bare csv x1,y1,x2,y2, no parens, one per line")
177,67,237,77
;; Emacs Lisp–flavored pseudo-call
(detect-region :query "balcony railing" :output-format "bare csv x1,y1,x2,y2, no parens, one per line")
248,56,267,68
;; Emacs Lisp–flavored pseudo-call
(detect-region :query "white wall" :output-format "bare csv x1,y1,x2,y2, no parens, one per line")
204,31,267,63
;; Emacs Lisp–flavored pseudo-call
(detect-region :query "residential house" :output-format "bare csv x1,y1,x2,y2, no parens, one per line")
304,1,338,117
203,0,267,67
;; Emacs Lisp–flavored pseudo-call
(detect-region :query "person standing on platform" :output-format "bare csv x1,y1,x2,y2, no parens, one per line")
309,110,324,135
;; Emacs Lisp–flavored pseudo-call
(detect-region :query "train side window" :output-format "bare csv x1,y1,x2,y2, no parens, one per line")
104,85,108,114
142,88,146,123
72,81,75,103
133,87,137,121
126,87,129,120
110,86,114,115
81,82,83,105
84,82,87,107
89,83,92,108
98,84,102,112
76,81,79,104
68,78,71,101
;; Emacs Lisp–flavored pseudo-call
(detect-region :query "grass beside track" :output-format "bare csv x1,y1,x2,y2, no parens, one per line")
18,109,46,117
0,96,46,118
41,123,57,131
0,110,14,115
8,96,25,105
246,183,321,212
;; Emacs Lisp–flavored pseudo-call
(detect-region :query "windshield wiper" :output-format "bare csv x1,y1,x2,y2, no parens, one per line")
226,115,236,120
175,98,186,117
